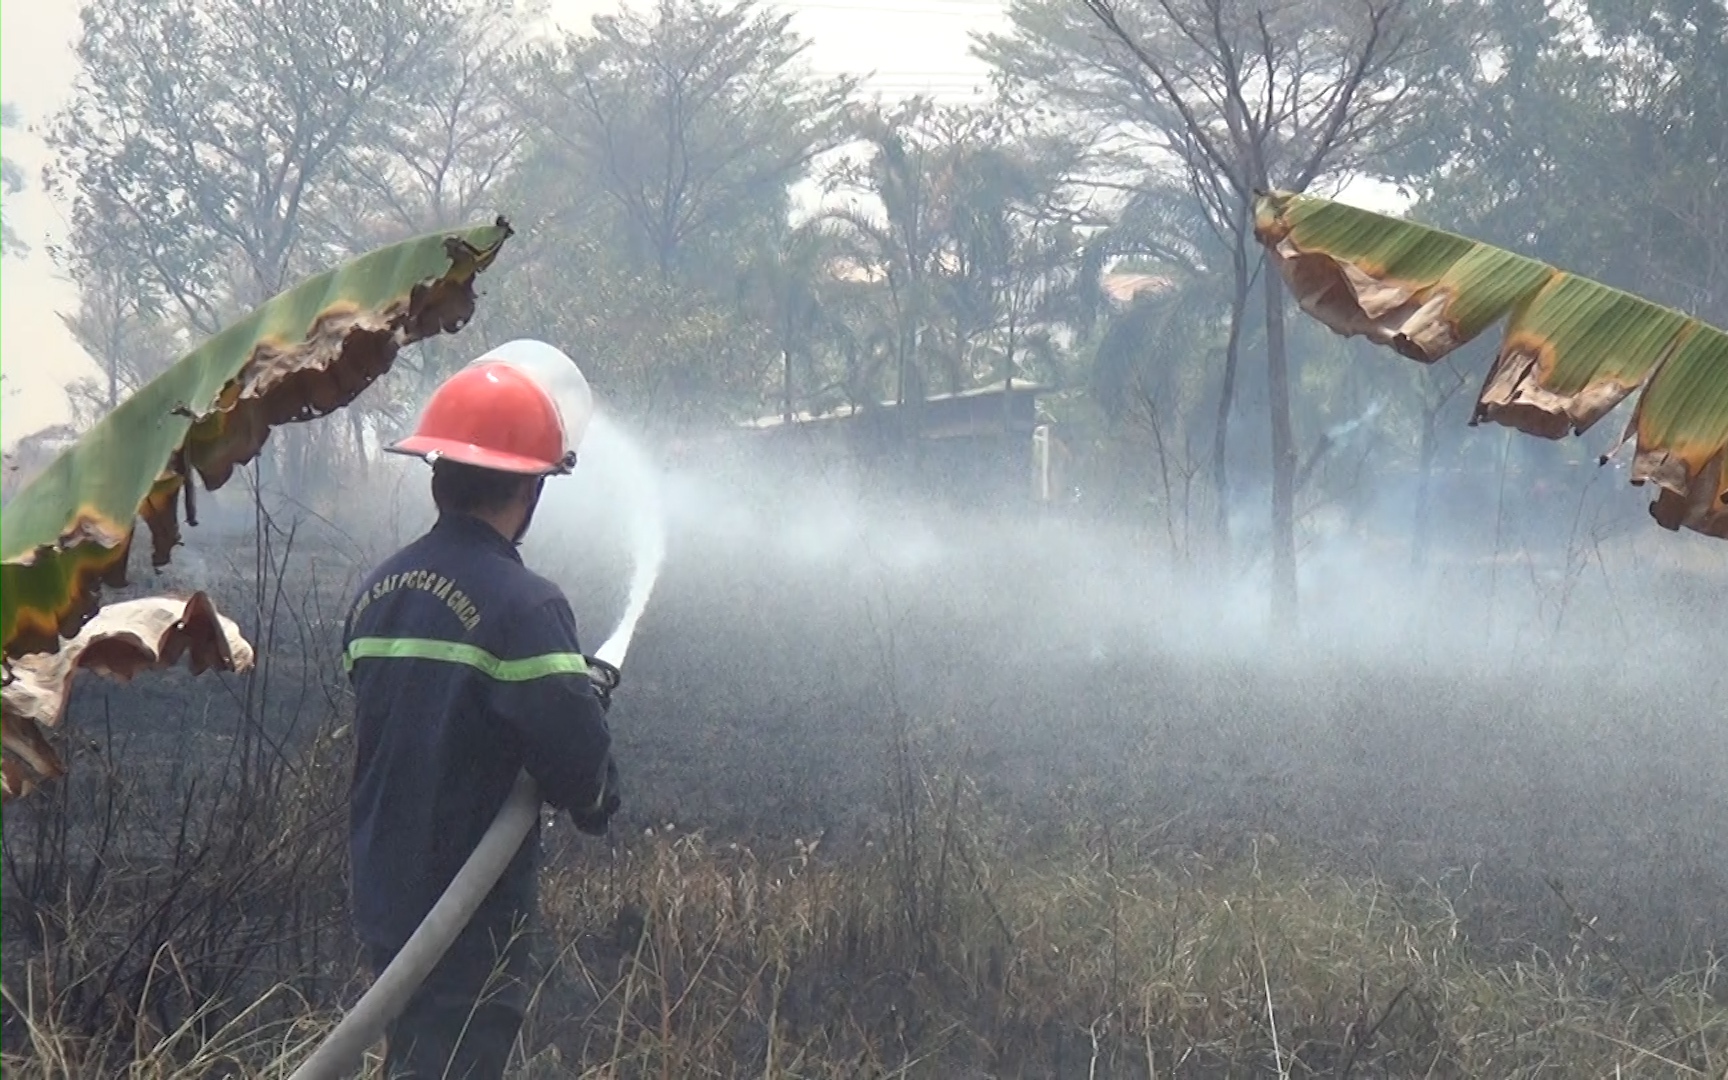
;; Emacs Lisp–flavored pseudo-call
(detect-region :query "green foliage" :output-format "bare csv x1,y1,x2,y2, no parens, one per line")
474,221,761,423
514,0,854,283
1407,0,1727,327
47,0,461,326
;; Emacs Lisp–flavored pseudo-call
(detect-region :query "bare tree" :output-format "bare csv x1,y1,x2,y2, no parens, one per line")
311,0,534,249
1093,271,1219,557
1052,0,1446,625
1410,361,1469,570
1091,172,1252,546
982,12,1256,557
294,0,539,465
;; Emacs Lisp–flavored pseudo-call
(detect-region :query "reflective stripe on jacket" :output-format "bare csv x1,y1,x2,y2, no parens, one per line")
341,513,613,951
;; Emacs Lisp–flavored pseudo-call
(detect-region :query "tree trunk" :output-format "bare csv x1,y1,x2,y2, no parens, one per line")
1264,270,1298,628
1212,238,1250,559
1411,406,1439,571
895,290,920,452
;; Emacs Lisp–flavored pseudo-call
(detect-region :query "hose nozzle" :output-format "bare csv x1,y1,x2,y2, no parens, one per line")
584,654,621,707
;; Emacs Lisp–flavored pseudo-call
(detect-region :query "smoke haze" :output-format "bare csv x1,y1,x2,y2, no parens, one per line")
495,412,1728,967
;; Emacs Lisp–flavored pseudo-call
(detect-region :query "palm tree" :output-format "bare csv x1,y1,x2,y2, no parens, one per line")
938,134,1099,409
736,220,847,424
824,99,972,439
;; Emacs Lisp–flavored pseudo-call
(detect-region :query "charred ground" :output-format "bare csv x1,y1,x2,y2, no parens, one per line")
4,448,1725,1076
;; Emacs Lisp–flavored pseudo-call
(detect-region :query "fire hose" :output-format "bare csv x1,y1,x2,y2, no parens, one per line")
286,656,625,1080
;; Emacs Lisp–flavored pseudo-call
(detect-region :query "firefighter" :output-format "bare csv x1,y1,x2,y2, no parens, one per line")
341,341,620,1080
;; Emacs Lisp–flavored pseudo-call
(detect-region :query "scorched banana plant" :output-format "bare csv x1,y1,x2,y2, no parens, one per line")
0,220,514,799
1253,191,1727,539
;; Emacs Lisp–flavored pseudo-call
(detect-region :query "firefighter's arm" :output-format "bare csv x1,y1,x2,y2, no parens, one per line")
486,596,618,821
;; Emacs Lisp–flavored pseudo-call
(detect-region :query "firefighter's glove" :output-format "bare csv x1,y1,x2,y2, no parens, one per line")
570,758,621,837
584,655,620,713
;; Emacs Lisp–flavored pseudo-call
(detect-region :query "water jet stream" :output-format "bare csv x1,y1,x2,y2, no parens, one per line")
585,411,668,668
287,411,666,1080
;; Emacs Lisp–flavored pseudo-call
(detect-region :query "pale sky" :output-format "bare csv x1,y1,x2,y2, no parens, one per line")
1,1,87,448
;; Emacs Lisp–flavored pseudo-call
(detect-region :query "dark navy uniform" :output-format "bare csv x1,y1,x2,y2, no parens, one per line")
342,512,615,1078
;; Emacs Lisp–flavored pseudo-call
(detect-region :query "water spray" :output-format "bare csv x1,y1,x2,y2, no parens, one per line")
287,410,666,1080
584,412,669,669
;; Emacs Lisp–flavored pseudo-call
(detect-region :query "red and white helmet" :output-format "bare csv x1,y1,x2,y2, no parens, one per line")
386,339,597,475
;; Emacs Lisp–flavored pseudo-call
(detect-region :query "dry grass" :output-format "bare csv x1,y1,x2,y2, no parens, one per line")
6,781,1724,1079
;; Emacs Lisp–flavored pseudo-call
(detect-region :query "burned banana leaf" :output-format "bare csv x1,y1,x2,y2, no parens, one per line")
1253,190,1727,539
0,220,514,659
2,592,254,800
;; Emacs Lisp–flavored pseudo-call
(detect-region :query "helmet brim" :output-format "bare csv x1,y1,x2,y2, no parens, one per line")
386,435,571,475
